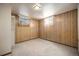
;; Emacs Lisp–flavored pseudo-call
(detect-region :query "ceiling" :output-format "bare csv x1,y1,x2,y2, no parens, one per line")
11,3,77,19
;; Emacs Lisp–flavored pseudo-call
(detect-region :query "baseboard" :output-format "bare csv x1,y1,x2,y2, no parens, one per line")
40,38,78,49
16,37,40,44
1,52,12,56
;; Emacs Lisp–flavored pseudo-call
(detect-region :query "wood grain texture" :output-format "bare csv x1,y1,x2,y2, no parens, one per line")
15,17,39,43
39,9,78,48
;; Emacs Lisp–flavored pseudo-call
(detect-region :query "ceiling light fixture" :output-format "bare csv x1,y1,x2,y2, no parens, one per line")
33,3,41,10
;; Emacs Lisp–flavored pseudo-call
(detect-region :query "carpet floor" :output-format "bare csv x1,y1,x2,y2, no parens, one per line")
7,38,78,56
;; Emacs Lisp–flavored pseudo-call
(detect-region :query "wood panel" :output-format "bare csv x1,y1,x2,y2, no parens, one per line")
16,17,39,43
40,20,47,39
40,9,78,48
30,20,39,39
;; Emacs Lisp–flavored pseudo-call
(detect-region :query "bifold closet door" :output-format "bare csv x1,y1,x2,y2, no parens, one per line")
53,9,78,47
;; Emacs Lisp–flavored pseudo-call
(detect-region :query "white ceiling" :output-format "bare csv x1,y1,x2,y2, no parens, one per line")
11,3,77,19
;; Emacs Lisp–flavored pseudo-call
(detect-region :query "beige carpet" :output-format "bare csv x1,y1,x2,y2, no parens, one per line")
7,38,78,56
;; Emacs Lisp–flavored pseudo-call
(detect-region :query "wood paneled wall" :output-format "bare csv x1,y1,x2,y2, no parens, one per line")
16,17,39,43
40,9,78,48
15,9,77,48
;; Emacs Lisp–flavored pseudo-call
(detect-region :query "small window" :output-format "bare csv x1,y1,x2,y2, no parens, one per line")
19,15,30,26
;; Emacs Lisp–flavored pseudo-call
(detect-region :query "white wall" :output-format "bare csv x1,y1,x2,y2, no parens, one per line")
11,16,16,48
0,5,12,55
